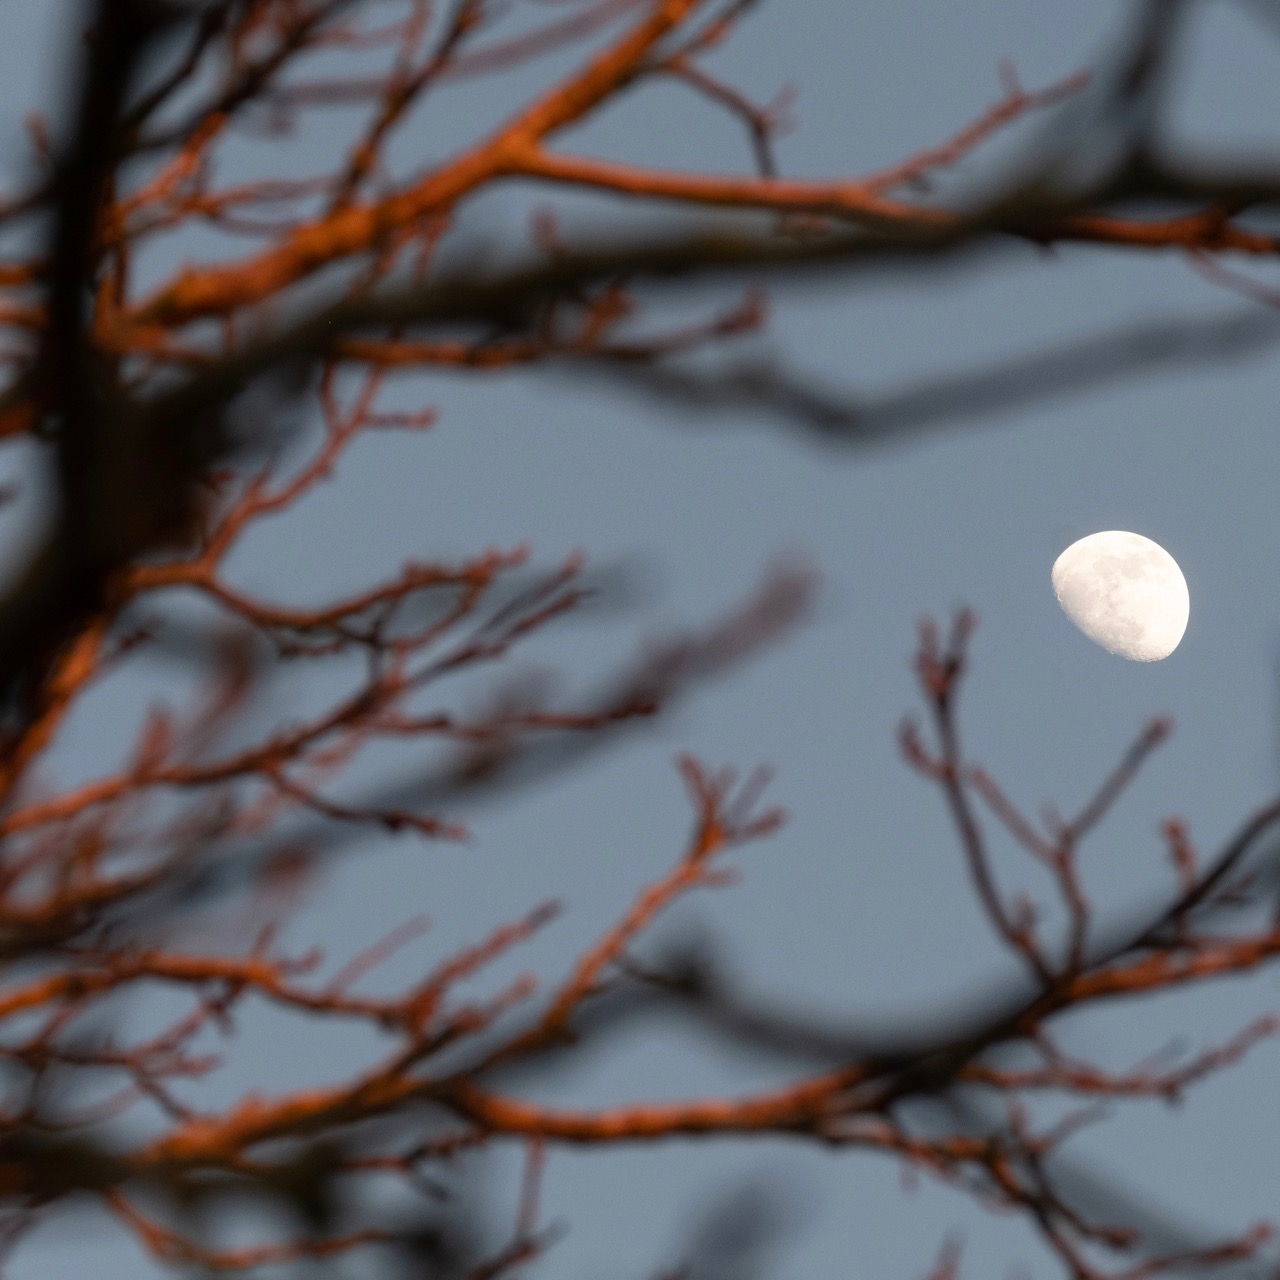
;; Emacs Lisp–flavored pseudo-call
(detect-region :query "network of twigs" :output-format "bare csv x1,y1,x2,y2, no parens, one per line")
0,0,1277,1276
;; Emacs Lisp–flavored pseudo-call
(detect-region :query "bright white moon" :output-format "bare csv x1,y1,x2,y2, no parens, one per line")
1051,531,1189,662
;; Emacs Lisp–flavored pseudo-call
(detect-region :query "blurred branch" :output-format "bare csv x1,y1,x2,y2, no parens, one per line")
580,305,1280,445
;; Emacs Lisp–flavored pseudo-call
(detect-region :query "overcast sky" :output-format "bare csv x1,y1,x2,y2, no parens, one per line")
8,1,1280,1277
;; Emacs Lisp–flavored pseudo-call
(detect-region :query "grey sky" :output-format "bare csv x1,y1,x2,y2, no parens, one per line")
8,1,1280,1277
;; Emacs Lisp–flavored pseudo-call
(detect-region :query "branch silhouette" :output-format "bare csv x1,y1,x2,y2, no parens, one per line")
0,1,1277,1276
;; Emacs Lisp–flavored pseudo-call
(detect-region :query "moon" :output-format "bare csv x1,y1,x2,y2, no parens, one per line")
1051,531,1189,662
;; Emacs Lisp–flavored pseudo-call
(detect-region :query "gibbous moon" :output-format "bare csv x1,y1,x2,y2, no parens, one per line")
1051,531,1189,662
